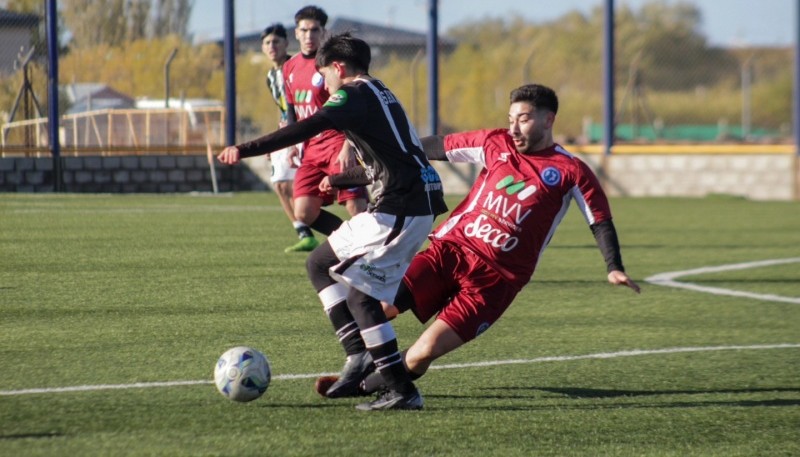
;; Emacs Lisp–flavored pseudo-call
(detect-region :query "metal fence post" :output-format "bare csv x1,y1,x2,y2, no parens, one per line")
46,0,62,191
603,0,615,157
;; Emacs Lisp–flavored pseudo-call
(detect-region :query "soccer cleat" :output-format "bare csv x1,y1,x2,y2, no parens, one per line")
325,352,375,398
284,236,319,253
355,386,424,411
314,375,372,398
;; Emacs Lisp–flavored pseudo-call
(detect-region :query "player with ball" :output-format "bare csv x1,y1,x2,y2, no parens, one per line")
218,32,446,410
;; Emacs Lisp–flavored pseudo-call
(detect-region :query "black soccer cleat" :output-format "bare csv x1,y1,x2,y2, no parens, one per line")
325,351,375,398
355,387,424,411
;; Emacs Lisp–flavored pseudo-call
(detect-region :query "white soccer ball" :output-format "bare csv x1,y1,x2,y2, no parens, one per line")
214,346,271,402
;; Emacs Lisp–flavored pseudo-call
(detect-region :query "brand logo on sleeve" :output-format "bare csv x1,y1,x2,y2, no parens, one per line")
324,90,348,107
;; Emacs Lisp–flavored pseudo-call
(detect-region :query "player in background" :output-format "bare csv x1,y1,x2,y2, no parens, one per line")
260,23,318,252
316,84,640,399
218,33,447,410
281,5,368,252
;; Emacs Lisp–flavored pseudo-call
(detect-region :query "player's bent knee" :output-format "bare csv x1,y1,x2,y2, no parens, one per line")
305,242,338,292
275,182,293,199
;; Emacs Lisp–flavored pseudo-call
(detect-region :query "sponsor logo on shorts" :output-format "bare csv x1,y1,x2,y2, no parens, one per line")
359,263,386,283
476,322,490,337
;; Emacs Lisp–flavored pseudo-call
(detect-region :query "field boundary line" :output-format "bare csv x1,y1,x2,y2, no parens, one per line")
1,343,797,397
645,257,800,304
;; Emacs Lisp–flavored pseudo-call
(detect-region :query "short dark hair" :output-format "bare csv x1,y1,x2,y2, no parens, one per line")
261,23,287,40
295,5,328,27
510,84,558,114
316,32,371,74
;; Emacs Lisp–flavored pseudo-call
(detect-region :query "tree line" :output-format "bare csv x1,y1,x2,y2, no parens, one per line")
0,0,792,142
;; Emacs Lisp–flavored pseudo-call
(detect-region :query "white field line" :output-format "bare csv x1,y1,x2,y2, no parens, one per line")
645,257,800,304
1,343,797,397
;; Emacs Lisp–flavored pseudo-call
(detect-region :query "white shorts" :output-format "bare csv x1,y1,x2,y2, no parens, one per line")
327,212,434,303
269,147,298,183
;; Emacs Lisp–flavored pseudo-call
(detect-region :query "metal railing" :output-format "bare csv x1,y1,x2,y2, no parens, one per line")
1,106,226,157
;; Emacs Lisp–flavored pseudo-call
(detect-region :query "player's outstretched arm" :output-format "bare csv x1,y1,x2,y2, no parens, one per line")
608,270,641,293
217,146,241,165
226,114,335,161
420,135,448,161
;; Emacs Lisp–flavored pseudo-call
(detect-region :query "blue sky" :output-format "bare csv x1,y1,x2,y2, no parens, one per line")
189,0,795,47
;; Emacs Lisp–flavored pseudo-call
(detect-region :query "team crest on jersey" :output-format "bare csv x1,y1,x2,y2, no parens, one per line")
312,72,324,87
324,90,348,107
541,167,561,186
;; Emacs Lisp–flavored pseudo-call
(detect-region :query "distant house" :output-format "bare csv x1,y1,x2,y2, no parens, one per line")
0,8,40,75
225,17,458,65
63,83,135,114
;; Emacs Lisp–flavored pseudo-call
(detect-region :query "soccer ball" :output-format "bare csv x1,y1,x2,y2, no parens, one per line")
214,346,271,402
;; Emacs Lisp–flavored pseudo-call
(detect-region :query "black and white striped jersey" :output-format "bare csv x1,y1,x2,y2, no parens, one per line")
319,76,447,217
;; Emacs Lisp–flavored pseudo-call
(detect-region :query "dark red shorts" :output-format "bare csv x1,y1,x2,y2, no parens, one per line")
293,139,368,205
403,241,521,342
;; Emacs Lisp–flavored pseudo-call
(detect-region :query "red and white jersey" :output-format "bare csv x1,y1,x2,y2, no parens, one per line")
282,53,344,152
433,129,613,287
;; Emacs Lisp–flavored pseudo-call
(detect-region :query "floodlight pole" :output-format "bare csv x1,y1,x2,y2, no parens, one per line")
223,0,236,146
795,0,800,157
46,0,62,191
795,0,800,199
427,0,439,136
603,0,615,156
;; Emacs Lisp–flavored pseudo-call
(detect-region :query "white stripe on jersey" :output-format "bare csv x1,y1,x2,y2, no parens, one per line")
554,144,575,158
570,184,597,225
537,192,573,271
358,77,409,153
445,147,485,165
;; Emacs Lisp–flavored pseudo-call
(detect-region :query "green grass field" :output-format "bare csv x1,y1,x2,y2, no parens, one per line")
1,193,799,456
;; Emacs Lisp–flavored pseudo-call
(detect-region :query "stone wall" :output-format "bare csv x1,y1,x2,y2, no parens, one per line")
0,155,267,193
432,153,798,201
1,153,798,201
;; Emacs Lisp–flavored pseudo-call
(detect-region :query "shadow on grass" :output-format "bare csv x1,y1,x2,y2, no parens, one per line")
0,432,63,440
524,386,800,398
426,386,800,410
257,403,342,410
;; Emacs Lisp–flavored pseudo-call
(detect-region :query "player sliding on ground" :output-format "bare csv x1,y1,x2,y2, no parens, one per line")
316,83,641,399
218,33,447,411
